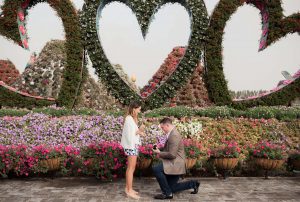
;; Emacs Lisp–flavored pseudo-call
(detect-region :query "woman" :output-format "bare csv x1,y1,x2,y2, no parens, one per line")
121,101,145,199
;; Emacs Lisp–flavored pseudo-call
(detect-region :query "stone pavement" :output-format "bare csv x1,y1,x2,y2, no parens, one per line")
0,177,299,202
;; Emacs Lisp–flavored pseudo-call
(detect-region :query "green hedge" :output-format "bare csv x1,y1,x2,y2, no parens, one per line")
144,106,300,120
1,106,299,120
0,86,55,109
0,107,105,117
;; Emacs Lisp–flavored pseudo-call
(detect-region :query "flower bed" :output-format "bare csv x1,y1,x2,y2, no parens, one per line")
210,141,241,159
1,113,299,152
0,112,299,178
248,140,287,160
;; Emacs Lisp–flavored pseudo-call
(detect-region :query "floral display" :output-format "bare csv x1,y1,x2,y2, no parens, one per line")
140,47,186,98
0,0,299,184
0,60,20,85
0,110,299,178
0,144,29,177
139,47,211,107
81,142,126,180
248,140,287,160
0,113,165,148
183,139,203,159
30,144,66,173
209,141,241,158
1,112,299,151
138,144,155,160
175,120,203,141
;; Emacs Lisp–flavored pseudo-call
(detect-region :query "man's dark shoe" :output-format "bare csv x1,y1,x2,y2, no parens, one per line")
191,181,200,194
154,194,173,200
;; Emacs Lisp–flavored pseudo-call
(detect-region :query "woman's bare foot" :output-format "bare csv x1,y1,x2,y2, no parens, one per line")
131,190,139,195
125,188,139,195
125,190,140,200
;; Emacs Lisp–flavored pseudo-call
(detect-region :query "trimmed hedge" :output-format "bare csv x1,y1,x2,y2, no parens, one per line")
144,106,300,120
0,107,105,117
0,86,55,109
1,106,299,120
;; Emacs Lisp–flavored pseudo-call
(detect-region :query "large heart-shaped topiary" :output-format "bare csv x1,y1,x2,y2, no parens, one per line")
81,0,209,110
205,0,300,108
0,0,84,108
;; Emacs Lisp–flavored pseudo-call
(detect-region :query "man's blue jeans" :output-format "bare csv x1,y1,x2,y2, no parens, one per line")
152,163,196,196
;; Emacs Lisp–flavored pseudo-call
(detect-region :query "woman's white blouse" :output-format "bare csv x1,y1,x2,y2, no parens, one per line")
121,115,141,149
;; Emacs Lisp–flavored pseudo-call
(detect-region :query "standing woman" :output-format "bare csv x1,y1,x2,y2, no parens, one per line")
121,101,144,199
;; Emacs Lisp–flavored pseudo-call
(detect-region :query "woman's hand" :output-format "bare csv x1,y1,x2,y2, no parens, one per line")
136,124,145,136
136,130,145,136
136,128,144,135
139,124,145,132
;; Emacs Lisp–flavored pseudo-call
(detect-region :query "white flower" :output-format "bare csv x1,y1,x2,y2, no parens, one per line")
175,121,202,140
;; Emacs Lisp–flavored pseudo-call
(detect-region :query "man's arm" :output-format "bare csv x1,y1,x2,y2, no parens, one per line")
159,135,180,160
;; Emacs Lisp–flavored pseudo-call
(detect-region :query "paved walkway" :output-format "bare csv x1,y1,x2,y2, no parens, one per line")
0,177,299,202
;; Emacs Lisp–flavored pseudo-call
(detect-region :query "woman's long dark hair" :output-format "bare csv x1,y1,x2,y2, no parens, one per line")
126,101,141,123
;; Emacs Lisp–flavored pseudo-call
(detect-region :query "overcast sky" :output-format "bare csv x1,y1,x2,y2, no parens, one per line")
0,0,299,91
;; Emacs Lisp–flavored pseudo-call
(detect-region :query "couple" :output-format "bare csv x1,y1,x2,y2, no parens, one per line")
121,101,200,200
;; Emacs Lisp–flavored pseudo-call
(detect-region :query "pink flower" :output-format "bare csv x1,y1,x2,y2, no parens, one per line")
23,39,29,49
18,11,25,21
19,25,26,35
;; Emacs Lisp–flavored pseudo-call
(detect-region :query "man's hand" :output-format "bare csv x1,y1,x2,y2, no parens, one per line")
152,148,161,154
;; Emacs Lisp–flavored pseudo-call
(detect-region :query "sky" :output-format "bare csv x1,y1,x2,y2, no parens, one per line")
0,0,299,91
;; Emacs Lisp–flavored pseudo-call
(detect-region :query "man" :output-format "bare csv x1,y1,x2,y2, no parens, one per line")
152,117,200,200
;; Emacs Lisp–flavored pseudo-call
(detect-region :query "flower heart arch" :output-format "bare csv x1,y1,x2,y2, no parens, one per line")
81,0,209,110
205,0,300,109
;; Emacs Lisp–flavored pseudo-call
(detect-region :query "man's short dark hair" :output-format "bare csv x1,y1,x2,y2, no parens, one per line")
160,117,173,125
